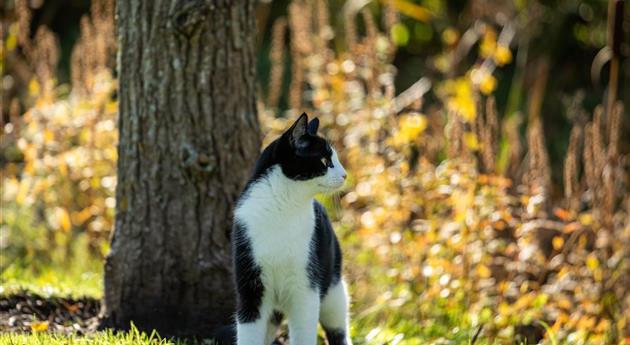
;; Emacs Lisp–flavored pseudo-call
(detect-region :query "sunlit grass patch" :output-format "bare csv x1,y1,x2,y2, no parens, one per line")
0,266,102,299
0,243,103,299
0,325,197,345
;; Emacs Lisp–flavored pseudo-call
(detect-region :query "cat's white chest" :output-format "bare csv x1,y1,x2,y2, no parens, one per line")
234,174,316,308
251,217,312,257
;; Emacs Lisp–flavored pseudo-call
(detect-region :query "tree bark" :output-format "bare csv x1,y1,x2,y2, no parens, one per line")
102,0,260,337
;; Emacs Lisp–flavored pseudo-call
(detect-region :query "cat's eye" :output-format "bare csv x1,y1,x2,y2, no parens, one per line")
321,157,332,168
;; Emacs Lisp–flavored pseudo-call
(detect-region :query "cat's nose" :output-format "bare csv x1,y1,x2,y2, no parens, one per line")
341,173,347,180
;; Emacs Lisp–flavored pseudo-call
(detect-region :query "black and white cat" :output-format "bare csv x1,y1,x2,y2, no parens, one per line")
232,113,352,345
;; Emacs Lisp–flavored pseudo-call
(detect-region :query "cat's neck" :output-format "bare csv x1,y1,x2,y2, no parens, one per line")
242,165,315,214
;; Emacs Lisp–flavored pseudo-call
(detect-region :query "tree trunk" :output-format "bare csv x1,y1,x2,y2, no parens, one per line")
102,0,260,337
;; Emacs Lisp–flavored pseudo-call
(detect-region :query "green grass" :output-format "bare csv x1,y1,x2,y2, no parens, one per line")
0,256,558,345
0,268,503,345
0,331,516,345
0,330,497,345
0,262,566,345
1,231,104,298
0,324,201,345
0,261,102,299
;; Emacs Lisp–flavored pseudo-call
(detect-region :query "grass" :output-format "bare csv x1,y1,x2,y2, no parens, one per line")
0,266,559,345
0,268,496,345
0,324,199,345
1,230,104,299
0,328,498,345
0,329,562,345
0,261,103,299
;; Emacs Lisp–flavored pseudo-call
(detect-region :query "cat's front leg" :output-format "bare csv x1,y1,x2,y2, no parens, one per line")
236,295,271,345
287,289,320,345
235,290,271,345
237,318,268,345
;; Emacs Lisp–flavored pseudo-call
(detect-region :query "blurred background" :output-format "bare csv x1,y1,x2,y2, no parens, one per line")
1,0,629,344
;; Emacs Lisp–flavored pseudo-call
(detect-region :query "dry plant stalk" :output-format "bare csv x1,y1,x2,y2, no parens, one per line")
523,59,551,201
424,109,445,161
583,106,607,221
268,18,287,109
477,96,499,173
11,0,60,94
15,0,33,56
315,0,332,44
32,27,59,90
446,112,466,160
592,106,606,181
71,0,116,95
503,113,523,179
583,122,596,194
382,0,399,37
605,0,623,124
360,8,379,95
602,102,623,227
288,1,313,109
361,8,378,44
9,99,21,136
563,123,582,209
344,9,358,52
580,103,624,228
525,115,551,199
607,102,623,159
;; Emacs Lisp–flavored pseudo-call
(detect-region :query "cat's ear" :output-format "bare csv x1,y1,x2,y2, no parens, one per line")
288,112,308,147
307,118,319,135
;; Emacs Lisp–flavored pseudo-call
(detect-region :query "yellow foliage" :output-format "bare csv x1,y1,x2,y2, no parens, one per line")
255,13,630,340
6,24,19,51
479,74,497,95
479,28,497,58
30,321,49,332
4,5,628,343
476,264,491,278
579,213,593,226
463,132,479,150
391,113,428,146
389,0,432,22
441,27,458,45
3,70,117,267
442,78,476,121
586,253,599,271
55,207,72,232
494,45,512,66
552,236,564,250
28,79,40,96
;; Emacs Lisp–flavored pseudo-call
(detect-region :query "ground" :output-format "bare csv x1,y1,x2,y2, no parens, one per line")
0,291,99,334
0,290,203,344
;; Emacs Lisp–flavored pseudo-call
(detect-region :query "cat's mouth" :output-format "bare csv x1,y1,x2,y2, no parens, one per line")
318,183,344,190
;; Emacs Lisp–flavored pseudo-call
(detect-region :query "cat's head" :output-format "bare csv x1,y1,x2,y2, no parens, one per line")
275,113,347,193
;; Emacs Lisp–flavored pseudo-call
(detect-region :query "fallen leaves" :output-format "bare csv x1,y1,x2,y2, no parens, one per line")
30,321,49,332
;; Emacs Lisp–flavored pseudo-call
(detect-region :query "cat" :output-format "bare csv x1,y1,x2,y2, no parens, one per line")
232,113,352,345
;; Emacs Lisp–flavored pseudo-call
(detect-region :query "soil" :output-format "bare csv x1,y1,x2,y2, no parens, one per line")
0,291,100,334
0,291,290,344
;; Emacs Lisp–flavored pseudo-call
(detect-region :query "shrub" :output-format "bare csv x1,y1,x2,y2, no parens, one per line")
2,0,628,344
